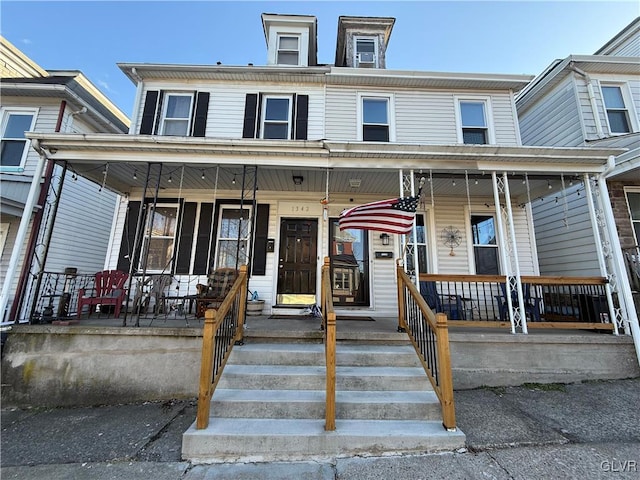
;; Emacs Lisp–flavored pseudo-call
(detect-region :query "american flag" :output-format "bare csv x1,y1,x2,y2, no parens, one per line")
338,195,419,234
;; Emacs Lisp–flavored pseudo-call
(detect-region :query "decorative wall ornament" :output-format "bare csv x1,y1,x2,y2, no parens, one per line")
441,226,461,256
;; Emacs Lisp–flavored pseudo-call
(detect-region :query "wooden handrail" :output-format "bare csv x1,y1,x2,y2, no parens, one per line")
398,265,456,430
321,256,336,431
196,265,248,429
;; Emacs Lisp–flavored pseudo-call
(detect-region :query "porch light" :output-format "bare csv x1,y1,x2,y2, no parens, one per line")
548,181,552,189
133,170,137,180
349,178,361,188
293,175,304,186
232,174,236,185
201,170,206,180
168,175,172,183
380,233,390,246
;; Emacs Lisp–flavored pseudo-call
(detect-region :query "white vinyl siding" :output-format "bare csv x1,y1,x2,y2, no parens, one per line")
327,87,520,145
46,170,118,274
518,78,584,146
531,185,601,277
137,84,324,140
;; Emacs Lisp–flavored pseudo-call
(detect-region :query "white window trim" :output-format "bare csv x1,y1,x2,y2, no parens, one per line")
357,92,396,142
267,26,309,67
599,82,639,135
468,211,501,275
276,34,301,66
353,36,379,67
260,94,293,140
454,96,496,145
159,93,194,136
0,223,9,257
214,204,253,270
141,203,179,273
0,106,39,171
624,186,640,246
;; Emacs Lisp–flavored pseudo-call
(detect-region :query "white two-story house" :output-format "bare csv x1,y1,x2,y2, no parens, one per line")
516,17,640,313
0,36,130,324
24,14,637,348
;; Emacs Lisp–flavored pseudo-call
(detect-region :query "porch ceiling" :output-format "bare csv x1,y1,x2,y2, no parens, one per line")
26,133,625,202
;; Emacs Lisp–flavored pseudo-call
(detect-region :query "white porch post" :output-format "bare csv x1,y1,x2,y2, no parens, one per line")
398,169,420,285
492,172,527,334
586,164,640,366
583,173,620,336
0,142,48,325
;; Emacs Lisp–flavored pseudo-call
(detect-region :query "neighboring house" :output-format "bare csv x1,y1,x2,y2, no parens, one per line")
516,17,640,311
0,36,130,323
25,14,637,347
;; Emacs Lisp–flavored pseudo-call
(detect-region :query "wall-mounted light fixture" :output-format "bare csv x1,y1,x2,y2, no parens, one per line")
293,175,304,186
380,233,390,246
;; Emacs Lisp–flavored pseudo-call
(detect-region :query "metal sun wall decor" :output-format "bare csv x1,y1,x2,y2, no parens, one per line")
441,226,461,256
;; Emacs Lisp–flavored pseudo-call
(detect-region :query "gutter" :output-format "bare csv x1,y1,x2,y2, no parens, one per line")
569,61,605,139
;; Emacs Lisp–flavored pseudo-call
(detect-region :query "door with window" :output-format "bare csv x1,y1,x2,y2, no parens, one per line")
329,219,370,306
277,219,318,305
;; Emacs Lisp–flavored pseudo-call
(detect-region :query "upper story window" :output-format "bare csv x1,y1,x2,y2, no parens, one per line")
160,93,193,136
354,37,377,68
261,96,292,139
361,96,391,142
1,108,37,169
471,215,499,274
459,101,490,144
602,85,632,134
277,35,300,65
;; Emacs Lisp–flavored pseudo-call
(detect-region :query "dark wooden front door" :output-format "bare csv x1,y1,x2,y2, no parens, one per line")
277,218,318,305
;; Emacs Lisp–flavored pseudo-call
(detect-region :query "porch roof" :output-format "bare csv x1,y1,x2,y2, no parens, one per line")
26,132,625,199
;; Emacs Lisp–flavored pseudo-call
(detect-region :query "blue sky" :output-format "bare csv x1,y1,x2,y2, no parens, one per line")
2,1,637,118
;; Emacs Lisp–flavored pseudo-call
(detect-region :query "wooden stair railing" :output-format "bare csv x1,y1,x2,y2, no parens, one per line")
196,265,248,429
397,262,456,431
321,256,336,431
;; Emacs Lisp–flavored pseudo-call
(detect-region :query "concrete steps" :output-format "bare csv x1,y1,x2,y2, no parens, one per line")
182,342,465,462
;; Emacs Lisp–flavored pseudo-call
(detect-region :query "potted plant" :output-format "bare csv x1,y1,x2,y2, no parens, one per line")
246,291,265,316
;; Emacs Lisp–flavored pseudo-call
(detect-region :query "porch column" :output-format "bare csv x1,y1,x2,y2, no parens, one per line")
586,165,640,365
583,173,620,336
0,142,48,325
398,170,420,284
492,172,527,334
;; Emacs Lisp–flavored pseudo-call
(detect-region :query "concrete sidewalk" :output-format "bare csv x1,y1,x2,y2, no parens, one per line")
1,378,639,479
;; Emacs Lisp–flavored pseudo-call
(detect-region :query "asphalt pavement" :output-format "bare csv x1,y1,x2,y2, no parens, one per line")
1,378,639,479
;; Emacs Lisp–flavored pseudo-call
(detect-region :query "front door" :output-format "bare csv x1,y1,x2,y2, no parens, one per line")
276,218,318,305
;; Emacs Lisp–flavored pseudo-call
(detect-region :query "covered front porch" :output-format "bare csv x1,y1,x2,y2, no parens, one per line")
5,134,637,364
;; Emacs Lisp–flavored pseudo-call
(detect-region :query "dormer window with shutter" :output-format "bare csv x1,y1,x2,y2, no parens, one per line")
277,35,300,65
354,37,377,68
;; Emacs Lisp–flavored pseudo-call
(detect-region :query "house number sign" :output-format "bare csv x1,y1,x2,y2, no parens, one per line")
278,201,321,216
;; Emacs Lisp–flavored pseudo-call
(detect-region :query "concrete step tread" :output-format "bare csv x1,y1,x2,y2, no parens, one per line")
223,365,427,376
234,343,416,354
212,389,438,404
187,418,461,438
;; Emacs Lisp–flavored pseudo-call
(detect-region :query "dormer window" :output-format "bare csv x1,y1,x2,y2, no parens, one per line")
354,37,377,68
277,35,300,65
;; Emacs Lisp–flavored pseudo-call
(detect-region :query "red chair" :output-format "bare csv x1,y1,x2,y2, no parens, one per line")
77,270,128,318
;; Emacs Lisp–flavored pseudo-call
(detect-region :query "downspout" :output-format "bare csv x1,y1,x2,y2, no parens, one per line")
0,140,49,325
8,101,66,322
598,156,640,366
569,62,605,139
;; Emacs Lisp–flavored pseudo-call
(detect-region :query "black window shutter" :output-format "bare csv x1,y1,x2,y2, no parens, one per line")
192,92,209,137
242,93,258,138
193,203,214,274
117,201,141,272
153,90,165,135
139,91,158,135
251,204,270,276
175,202,197,274
295,94,309,140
